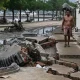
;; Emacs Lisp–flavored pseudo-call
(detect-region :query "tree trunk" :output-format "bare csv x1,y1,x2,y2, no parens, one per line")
52,11,54,20
33,11,34,21
38,10,39,21
27,14,28,22
12,10,14,22
25,11,28,22
43,10,45,21
56,10,57,20
20,9,21,22
3,10,6,19
3,10,6,23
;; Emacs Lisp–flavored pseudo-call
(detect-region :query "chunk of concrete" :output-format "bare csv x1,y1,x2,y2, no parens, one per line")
4,67,71,80
48,64,74,76
71,71,80,80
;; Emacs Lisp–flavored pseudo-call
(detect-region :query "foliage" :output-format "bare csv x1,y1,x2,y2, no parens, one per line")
36,0,44,10
68,2,77,8
0,0,9,10
0,0,77,11
8,0,27,10
26,0,36,11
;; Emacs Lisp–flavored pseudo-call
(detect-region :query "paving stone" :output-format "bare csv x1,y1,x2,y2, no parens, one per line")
71,71,80,80
0,43,21,59
0,21,79,80
57,42,80,57
0,63,20,76
25,36,48,43
53,34,76,42
4,67,71,80
48,64,74,76
60,58,80,66
57,60,78,68
23,21,62,29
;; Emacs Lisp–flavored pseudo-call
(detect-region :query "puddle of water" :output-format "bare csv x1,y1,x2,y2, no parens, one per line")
0,26,56,41
21,26,55,37
27,26,55,34
0,38,12,44
38,27,55,35
0,40,3,44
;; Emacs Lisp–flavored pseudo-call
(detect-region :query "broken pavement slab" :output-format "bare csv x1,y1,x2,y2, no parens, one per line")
3,67,71,80
0,44,21,59
23,21,62,29
0,21,80,80
57,42,80,58
71,71,80,80
53,34,76,42
48,64,74,76
25,36,48,43
0,63,20,76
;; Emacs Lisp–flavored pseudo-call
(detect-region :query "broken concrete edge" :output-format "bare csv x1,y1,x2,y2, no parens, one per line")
0,68,19,76
56,59,79,72
0,63,20,76
1,34,78,79
71,35,80,45
50,59,80,80
60,55,80,59
77,41,80,45
70,71,80,80
70,76,80,80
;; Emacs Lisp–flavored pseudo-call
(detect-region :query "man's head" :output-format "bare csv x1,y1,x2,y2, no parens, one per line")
66,9,71,16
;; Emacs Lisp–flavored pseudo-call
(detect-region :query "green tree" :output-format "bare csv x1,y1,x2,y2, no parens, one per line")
14,0,27,22
46,0,76,10
47,0,58,10
26,0,36,11
35,0,44,10
68,2,77,8
3,0,9,20
8,0,16,21
8,0,27,21
0,0,9,19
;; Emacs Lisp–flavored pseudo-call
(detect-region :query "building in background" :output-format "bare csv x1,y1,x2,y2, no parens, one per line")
76,0,80,29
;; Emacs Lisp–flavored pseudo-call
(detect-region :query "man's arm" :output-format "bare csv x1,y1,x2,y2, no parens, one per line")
62,17,65,30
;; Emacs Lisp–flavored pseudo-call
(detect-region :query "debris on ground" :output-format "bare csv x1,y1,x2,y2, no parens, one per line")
0,63,20,76
0,30,79,80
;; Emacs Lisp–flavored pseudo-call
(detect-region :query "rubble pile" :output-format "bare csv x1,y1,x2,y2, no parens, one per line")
0,34,80,80
0,18,7,24
4,21,24,32
0,36,57,67
2,67,71,80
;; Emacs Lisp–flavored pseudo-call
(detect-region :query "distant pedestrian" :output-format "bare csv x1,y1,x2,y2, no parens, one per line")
62,9,74,47
3,39,7,51
3,39,7,45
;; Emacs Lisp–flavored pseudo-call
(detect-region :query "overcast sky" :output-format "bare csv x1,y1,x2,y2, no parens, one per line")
69,0,76,2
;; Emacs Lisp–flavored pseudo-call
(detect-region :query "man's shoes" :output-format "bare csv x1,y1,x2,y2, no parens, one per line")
64,44,67,47
64,44,70,47
68,45,70,47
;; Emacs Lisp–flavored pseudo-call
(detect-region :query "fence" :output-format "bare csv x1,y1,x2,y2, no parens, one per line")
29,10,64,22
0,10,76,23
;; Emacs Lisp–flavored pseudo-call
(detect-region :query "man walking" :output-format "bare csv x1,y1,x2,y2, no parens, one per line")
62,9,74,47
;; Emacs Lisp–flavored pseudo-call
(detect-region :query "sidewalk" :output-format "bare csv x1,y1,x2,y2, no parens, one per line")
0,21,80,80
0,21,62,31
0,21,62,29
54,33,80,66
23,21,62,29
